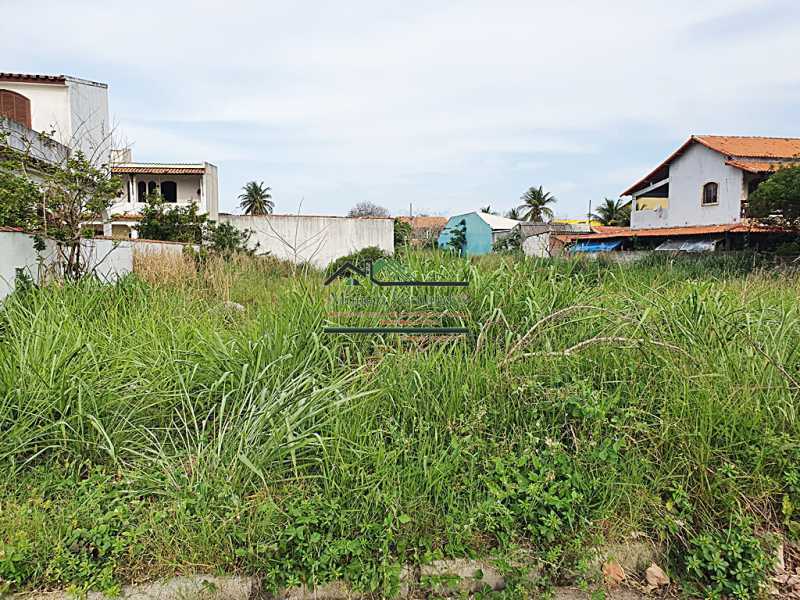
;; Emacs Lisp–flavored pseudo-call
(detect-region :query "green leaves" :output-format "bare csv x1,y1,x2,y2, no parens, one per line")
748,166,800,228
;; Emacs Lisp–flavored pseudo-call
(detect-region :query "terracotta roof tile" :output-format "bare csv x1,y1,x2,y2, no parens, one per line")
623,135,800,196
111,166,205,175
0,73,66,84
724,159,800,173
396,216,448,229
563,223,783,240
696,136,800,159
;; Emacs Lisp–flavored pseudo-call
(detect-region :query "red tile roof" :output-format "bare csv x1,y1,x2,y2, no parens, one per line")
396,216,448,230
111,165,205,175
0,73,66,84
724,159,800,173
563,223,784,241
696,136,800,159
623,135,800,196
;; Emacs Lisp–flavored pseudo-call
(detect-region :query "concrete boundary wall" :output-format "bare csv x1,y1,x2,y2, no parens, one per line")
0,231,186,300
12,541,662,599
220,214,394,267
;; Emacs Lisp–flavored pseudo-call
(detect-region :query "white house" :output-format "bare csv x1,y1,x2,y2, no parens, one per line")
624,135,800,230
0,72,111,162
105,153,219,238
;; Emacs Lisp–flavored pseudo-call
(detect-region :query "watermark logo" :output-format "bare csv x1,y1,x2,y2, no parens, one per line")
323,259,470,336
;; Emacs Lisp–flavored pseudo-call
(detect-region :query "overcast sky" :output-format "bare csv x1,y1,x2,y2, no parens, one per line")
3,0,800,217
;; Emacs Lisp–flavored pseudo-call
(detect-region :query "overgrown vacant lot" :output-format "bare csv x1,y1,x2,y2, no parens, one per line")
1,253,799,598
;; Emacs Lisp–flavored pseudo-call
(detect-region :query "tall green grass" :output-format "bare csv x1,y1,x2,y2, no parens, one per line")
0,252,798,596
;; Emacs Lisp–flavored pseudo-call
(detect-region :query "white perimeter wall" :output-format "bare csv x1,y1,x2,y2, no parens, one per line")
221,215,394,267
632,143,744,229
0,232,185,301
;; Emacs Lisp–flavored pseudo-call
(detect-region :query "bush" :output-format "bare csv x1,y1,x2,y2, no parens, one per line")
137,194,207,243
683,521,774,599
326,246,388,277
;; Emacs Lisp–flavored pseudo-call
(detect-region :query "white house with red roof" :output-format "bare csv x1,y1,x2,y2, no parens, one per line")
1,72,220,239
624,135,800,231
105,152,219,239
0,72,111,162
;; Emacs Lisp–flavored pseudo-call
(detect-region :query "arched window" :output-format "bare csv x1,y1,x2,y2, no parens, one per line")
160,181,177,203
702,182,718,205
0,89,31,128
148,181,158,198
137,181,147,203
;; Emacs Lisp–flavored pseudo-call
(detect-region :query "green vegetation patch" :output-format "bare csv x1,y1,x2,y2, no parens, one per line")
1,252,798,598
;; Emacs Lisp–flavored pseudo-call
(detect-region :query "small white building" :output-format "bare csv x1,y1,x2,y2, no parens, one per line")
624,135,800,230
106,155,219,238
0,72,111,161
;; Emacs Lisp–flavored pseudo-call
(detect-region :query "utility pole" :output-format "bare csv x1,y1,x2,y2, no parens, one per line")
409,203,413,217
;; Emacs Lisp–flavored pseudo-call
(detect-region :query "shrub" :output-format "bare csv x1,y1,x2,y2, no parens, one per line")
683,521,774,599
326,246,388,277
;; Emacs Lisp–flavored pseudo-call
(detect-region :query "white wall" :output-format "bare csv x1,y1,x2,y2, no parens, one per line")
632,143,744,229
203,163,219,221
0,233,185,300
522,232,551,258
221,215,394,267
66,79,112,162
0,230,45,299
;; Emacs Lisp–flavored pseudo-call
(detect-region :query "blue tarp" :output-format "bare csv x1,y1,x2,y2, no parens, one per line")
570,239,622,253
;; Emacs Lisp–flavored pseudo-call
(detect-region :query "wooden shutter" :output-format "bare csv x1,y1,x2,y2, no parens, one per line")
0,90,32,128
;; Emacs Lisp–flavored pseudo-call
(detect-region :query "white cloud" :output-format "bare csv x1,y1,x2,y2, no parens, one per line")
2,0,800,216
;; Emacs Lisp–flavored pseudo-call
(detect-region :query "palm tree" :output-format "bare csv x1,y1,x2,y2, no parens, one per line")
505,207,523,220
238,181,274,215
480,205,498,215
518,186,556,222
591,198,631,226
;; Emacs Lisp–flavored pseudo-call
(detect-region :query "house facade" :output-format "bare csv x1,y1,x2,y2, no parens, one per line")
106,155,219,238
437,212,520,255
0,73,111,162
624,135,800,230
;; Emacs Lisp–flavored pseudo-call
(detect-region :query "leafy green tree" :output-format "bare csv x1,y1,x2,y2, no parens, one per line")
238,181,274,215
591,198,630,226
393,218,412,248
749,166,800,228
518,186,556,222
205,221,256,257
0,167,41,229
137,194,208,243
444,219,467,255
41,150,122,278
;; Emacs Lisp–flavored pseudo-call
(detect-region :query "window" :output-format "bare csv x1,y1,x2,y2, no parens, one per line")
0,89,31,128
702,182,718,205
137,181,147,203
148,181,158,197
160,181,177,203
